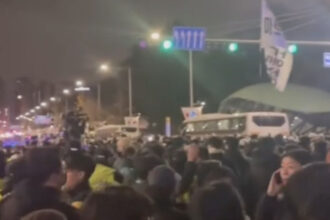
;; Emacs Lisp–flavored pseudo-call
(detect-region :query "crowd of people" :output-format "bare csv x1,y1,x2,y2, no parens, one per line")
0,134,330,220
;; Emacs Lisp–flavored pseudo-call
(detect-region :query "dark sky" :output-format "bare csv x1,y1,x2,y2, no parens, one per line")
0,0,329,81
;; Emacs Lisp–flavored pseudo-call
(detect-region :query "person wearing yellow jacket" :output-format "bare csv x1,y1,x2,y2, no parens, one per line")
89,163,119,192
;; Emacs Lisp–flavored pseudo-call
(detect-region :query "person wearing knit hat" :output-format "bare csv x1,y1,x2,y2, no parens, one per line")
147,165,188,220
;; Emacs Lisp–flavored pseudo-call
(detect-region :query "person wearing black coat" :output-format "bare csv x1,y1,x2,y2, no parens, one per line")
256,149,312,220
147,165,189,220
0,148,79,220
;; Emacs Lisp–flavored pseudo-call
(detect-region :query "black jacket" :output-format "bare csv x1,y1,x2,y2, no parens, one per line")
0,180,80,220
65,181,91,205
178,162,197,195
153,198,189,220
255,194,293,220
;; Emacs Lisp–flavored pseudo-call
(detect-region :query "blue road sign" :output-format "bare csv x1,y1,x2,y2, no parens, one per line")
173,27,206,51
324,53,330,68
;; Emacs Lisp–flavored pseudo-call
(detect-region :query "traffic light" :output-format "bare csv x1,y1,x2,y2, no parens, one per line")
162,40,173,50
228,43,239,52
288,44,298,54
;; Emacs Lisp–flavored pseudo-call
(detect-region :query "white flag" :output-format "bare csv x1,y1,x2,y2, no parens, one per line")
261,0,293,92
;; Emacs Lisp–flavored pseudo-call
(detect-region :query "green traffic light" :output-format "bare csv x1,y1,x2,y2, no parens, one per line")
228,43,239,52
163,40,173,50
288,44,298,54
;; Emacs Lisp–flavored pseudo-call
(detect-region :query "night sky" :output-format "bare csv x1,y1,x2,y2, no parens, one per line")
0,0,330,82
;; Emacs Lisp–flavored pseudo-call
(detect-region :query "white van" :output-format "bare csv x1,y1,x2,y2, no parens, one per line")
95,125,141,139
182,112,290,138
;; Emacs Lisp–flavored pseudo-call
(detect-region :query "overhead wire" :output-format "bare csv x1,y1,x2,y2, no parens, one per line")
284,14,327,33
212,9,320,37
207,5,317,30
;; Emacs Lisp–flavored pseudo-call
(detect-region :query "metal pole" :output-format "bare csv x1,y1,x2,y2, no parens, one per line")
259,0,263,78
97,83,101,117
65,97,68,114
128,67,133,116
38,90,41,103
189,50,194,107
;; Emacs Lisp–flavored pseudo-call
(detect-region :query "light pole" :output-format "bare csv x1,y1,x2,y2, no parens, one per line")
62,89,71,113
189,51,194,107
97,64,109,117
98,64,133,117
128,67,133,117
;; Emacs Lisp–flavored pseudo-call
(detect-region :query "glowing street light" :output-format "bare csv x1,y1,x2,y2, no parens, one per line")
35,106,41,110
41,102,48,107
17,95,23,100
63,89,71,95
100,64,109,72
76,80,84,87
50,97,56,102
150,32,161,41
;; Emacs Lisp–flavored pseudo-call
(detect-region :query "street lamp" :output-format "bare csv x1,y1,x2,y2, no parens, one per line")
17,95,23,100
99,64,109,72
96,65,133,116
30,109,35,113
50,97,56,102
76,80,84,87
150,32,161,41
62,89,71,113
35,106,41,110
41,102,48,107
96,63,111,118
63,89,71,95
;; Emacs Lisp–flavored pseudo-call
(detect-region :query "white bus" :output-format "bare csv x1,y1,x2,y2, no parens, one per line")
182,112,290,138
95,125,141,139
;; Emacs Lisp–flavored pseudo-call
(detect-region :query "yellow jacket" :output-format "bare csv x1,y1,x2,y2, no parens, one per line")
89,164,119,191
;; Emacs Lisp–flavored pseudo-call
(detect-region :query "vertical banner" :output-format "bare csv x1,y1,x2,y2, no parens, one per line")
261,0,293,92
165,117,171,137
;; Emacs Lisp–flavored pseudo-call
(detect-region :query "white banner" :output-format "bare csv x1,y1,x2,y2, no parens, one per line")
261,0,293,92
181,107,203,120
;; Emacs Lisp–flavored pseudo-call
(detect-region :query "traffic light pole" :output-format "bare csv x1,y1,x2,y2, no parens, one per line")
184,36,330,108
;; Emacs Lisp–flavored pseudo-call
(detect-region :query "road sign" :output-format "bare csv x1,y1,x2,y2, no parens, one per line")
324,53,330,68
173,27,206,51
